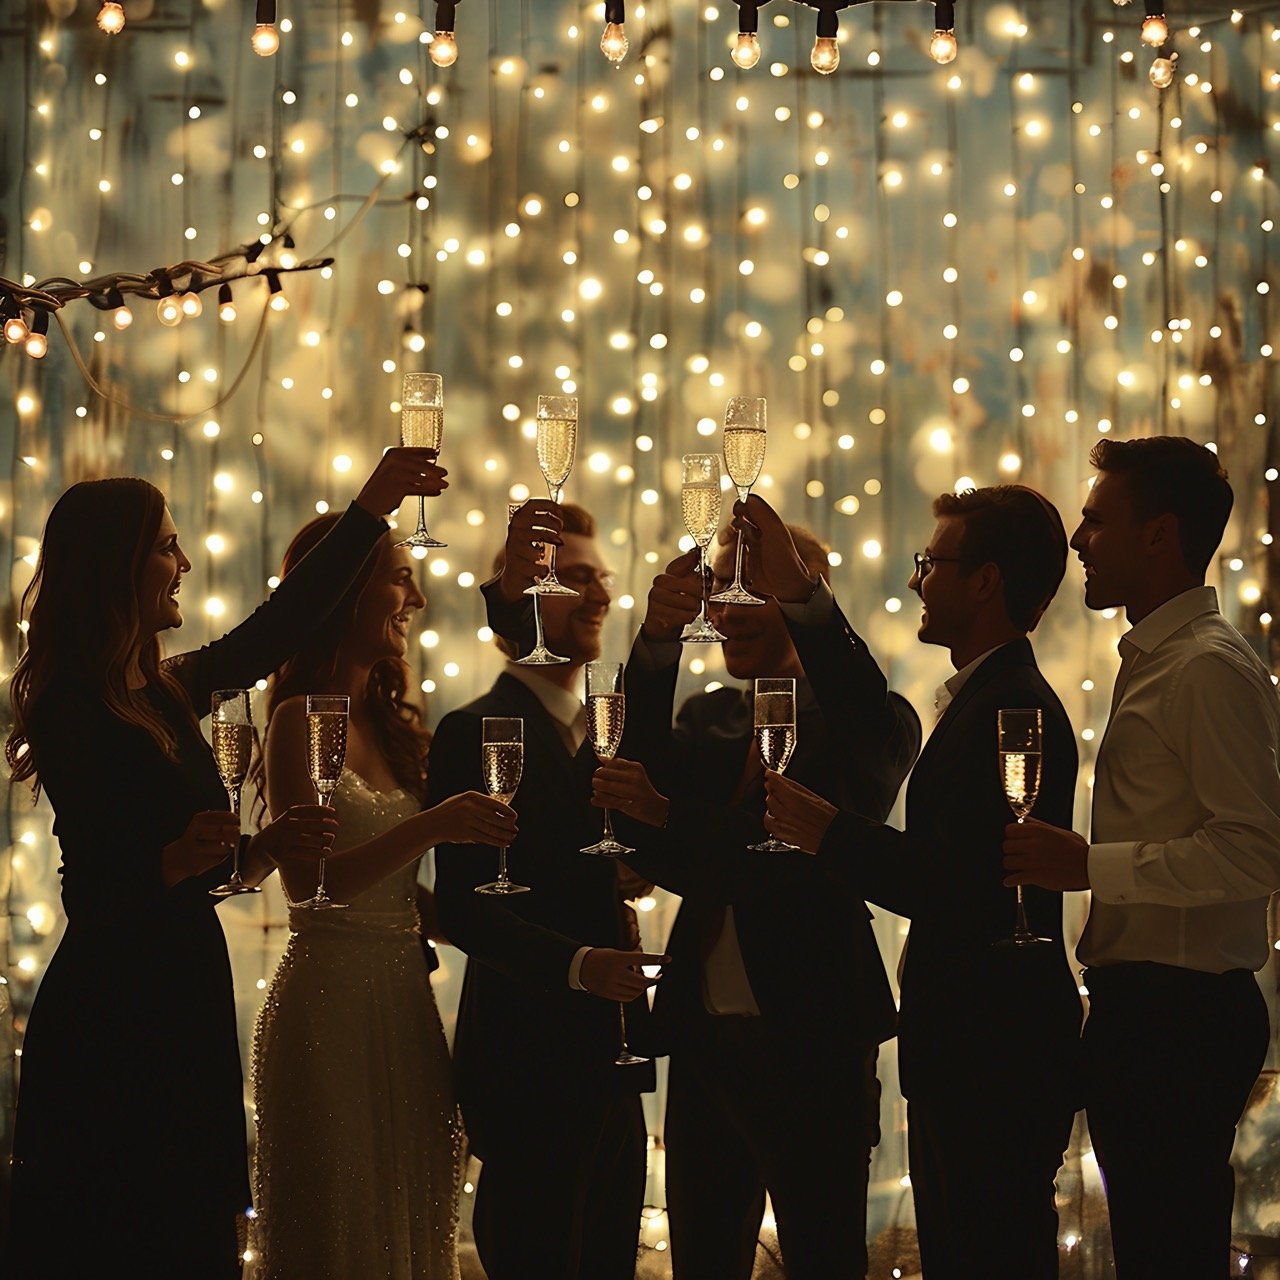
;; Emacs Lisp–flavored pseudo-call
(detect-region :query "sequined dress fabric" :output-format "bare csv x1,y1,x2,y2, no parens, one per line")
248,771,462,1279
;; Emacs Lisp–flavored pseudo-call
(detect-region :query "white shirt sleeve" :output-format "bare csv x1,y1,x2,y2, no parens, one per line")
1089,652,1280,906
568,945,592,990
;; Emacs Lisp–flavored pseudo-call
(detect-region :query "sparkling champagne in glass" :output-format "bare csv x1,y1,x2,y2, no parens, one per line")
209,689,259,897
508,501,569,666
294,694,349,910
750,677,799,851
710,396,768,606
581,662,634,856
996,708,1051,947
527,396,579,598
396,372,446,551
679,453,727,644
477,717,529,895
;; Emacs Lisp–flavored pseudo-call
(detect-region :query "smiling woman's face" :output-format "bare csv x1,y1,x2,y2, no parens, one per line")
346,542,428,666
137,507,192,636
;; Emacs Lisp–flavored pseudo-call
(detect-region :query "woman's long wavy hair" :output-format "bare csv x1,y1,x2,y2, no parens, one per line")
6,478,198,791
251,514,432,818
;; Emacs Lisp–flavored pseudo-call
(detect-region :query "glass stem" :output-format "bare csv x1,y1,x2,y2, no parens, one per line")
415,495,429,534
730,490,748,586
497,845,510,887
602,806,617,841
1014,885,1030,934
618,1001,629,1052
697,544,710,622
532,593,547,654
227,786,243,883
544,484,561,584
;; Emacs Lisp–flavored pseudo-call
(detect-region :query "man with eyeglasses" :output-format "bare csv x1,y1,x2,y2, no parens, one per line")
429,499,667,1280
761,485,1082,1278
588,508,920,1279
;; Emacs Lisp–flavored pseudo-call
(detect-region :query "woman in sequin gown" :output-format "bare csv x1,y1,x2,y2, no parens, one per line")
248,519,517,1280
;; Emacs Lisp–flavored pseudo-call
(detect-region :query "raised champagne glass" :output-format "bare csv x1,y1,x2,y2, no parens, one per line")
710,396,767,606
996,708,1052,948
294,693,349,910
581,662,634,856
750,677,799,851
679,453,728,644
526,395,579,598
476,717,529,895
396,372,446,550
209,689,259,897
508,501,569,666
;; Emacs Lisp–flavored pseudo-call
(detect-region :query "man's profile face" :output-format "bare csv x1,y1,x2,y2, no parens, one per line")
1069,472,1148,612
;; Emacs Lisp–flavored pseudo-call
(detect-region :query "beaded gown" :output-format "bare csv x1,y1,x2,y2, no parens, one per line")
248,769,462,1280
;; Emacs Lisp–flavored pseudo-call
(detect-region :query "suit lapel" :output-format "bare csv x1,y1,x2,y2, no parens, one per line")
491,672,581,789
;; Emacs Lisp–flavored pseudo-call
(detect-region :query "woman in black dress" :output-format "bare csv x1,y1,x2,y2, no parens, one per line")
6,448,445,1279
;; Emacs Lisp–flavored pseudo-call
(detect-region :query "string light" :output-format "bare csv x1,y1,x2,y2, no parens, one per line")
217,283,237,323
1150,53,1177,88
23,312,49,360
430,1,459,67
107,288,132,330
930,1,958,64
601,0,629,64
3,309,29,346
96,1,125,35
811,6,840,75
265,270,289,312
251,0,280,57
732,2,762,69
1141,3,1169,47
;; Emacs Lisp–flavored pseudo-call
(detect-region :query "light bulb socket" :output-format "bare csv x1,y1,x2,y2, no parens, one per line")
815,7,838,40
151,269,175,298
934,0,955,29
736,1,760,32
255,0,276,21
435,0,457,29
604,0,625,24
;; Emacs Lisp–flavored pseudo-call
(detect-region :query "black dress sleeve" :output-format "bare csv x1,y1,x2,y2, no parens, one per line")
165,502,387,717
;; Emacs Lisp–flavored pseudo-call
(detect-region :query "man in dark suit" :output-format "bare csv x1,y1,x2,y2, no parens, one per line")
762,486,1083,1278
429,501,667,1280
588,514,920,1279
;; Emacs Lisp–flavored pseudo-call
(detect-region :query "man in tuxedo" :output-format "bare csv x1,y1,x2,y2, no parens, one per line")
589,513,920,1279
1003,438,1280,1277
762,487,1082,1278
429,500,667,1280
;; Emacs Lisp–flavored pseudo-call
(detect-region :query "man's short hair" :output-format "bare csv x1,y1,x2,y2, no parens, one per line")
932,485,1067,632
1089,436,1233,576
491,503,597,659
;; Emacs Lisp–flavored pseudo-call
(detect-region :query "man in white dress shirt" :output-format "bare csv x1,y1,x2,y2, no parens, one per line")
1003,436,1280,1277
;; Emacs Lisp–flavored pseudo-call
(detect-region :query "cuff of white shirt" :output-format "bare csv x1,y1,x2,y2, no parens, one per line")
568,945,592,990
777,576,835,626
1087,841,1143,903
633,630,681,671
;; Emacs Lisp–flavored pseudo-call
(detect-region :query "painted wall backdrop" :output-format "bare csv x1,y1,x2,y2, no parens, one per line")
4,0,1280,1273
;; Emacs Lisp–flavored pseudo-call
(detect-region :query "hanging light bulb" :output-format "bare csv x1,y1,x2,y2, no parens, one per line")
157,296,183,326
1149,54,1177,88
601,0,628,63
179,291,203,318
4,311,30,345
266,270,290,312
24,312,49,360
251,0,279,56
1141,9,1169,46
732,2,761,68
106,288,132,330
811,6,840,75
96,2,125,35
278,233,298,270
217,283,237,324
430,0,458,66
929,1,957,63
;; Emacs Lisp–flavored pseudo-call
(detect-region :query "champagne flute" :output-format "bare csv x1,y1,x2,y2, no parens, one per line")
476,717,529,895
996,708,1051,948
615,999,648,1067
749,677,799,852
581,662,634,856
526,396,579,598
508,501,569,666
294,694,349,910
710,396,767,606
395,372,447,550
208,689,259,898
679,453,728,644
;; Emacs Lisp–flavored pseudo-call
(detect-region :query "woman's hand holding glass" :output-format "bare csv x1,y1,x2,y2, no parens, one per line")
428,791,518,848
161,811,242,888
248,805,341,881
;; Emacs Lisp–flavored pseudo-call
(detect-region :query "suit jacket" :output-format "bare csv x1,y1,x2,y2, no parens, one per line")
428,674,654,1153
614,609,921,1059
813,635,1083,1105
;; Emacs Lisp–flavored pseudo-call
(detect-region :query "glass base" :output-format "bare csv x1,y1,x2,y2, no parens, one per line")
516,645,571,666
292,894,347,911
581,836,635,856
476,880,531,895
525,579,579,598
395,530,447,549
709,585,767,606
209,879,261,898
993,932,1054,949
680,617,727,643
748,837,800,852
615,1049,649,1066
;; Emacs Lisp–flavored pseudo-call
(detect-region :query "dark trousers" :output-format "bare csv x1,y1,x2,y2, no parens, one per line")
665,1015,877,1280
907,1086,1073,1279
470,1086,646,1280
1083,962,1269,1279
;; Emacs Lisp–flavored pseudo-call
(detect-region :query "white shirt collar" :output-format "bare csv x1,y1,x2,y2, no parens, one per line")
1122,585,1219,656
934,643,1010,717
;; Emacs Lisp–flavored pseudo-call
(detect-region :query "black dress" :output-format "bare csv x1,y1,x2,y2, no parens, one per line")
9,502,386,1280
